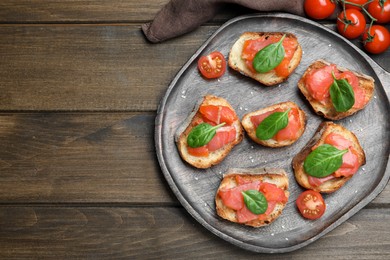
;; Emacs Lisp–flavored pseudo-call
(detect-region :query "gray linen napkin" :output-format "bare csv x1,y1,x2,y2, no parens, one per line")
142,0,306,43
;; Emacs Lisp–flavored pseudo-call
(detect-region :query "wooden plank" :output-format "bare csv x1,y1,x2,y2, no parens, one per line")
0,24,389,112
0,24,214,111
0,0,249,23
0,113,174,203
0,113,388,205
0,0,169,23
0,206,389,259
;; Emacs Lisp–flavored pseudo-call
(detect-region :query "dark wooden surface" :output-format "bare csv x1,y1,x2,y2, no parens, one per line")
0,1,389,258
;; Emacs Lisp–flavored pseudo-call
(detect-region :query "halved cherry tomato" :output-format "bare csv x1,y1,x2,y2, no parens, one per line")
345,0,368,10
368,0,390,24
362,25,390,54
337,9,366,39
296,190,326,220
197,51,226,79
304,0,336,20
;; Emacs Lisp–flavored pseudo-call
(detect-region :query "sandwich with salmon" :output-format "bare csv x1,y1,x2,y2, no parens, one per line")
241,101,306,147
292,121,366,193
228,32,302,86
298,59,375,120
176,95,244,169
215,167,289,227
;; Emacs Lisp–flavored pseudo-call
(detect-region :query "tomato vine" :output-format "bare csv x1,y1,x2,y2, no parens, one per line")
339,0,377,34
304,0,390,53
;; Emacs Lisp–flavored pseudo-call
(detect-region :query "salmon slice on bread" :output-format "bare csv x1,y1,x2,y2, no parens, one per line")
298,59,375,120
241,101,306,147
215,167,289,227
292,122,366,193
228,32,302,86
175,95,244,169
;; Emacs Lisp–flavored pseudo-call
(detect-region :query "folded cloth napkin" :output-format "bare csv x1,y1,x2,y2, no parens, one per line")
142,0,306,43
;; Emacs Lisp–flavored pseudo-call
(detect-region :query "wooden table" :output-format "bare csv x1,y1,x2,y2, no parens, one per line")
1,1,389,258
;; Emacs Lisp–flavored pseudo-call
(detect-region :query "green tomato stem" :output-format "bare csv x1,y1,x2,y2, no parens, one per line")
339,0,377,22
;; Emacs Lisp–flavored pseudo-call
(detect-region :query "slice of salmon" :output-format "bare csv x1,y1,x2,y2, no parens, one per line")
241,35,297,77
333,148,360,177
324,133,352,150
305,64,337,103
220,179,287,223
233,179,287,204
322,133,359,178
338,71,359,89
338,71,366,109
274,108,301,142
237,202,276,223
305,65,366,108
308,174,337,187
187,104,238,157
207,126,236,152
236,193,278,223
235,175,249,185
218,181,261,211
250,108,283,127
308,132,360,183
250,108,301,142
242,37,274,61
256,201,277,221
274,37,298,77
351,85,366,109
236,202,260,223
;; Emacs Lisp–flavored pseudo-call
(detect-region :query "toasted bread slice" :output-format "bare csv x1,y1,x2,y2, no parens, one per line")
215,167,289,227
241,101,306,147
292,122,366,193
228,32,302,86
298,59,375,120
175,95,244,169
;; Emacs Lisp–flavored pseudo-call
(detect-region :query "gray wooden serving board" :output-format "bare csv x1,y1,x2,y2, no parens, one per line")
155,13,390,253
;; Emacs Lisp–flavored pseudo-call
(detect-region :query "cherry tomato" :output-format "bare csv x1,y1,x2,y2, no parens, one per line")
345,0,368,10
362,25,390,54
304,0,336,19
368,0,390,24
296,190,326,220
337,9,366,39
197,51,226,79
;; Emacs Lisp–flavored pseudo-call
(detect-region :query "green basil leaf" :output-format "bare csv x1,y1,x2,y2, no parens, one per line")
303,144,348,178
242,190,268,215
256,109,290,140
187,122,225,148
252,34,286,73
330,73,355,112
